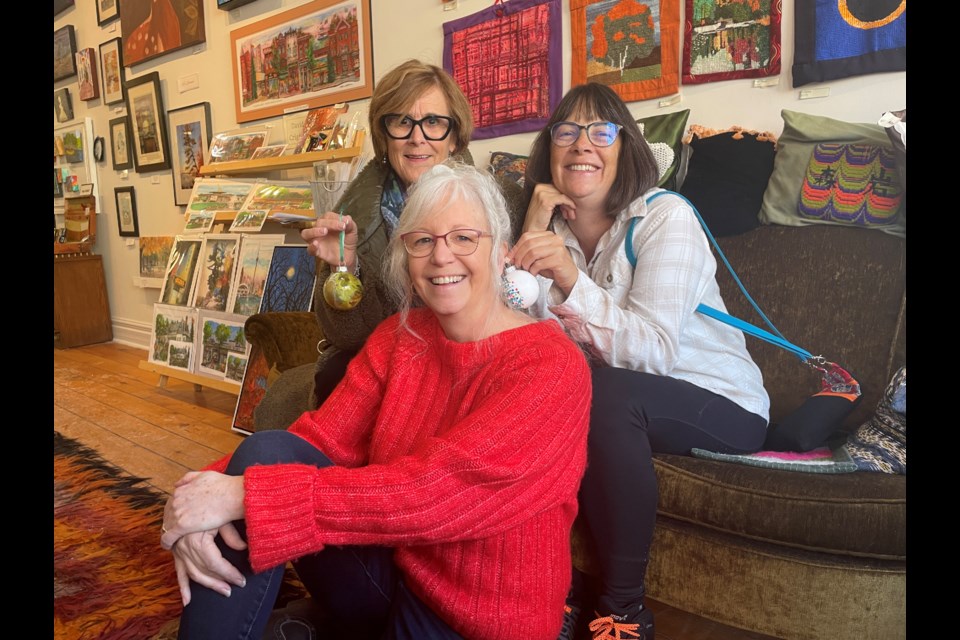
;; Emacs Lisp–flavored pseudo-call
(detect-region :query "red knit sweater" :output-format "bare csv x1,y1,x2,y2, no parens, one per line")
208,309,591,639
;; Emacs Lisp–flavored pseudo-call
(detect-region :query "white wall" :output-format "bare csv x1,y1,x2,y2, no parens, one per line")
54,0,906,349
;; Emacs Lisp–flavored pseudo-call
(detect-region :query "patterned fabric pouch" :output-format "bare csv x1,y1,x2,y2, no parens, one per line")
844,366,906,474
798,142,904,227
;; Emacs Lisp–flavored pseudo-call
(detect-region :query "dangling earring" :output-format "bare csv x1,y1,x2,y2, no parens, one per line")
381,154,388,165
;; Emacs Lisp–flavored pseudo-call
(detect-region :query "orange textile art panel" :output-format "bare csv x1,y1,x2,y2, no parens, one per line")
570,0,680,103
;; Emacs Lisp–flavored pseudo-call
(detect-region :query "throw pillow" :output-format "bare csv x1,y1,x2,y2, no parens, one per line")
678,126,777,237
488,151,528,188
844,366,906,474
637,108,690,190
758,110,905,237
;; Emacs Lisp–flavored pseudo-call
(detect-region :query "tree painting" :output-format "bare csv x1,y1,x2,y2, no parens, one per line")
176,122,203,191
199,315,247,377
586,0,662,84
193,237,238,312
259,246,317,313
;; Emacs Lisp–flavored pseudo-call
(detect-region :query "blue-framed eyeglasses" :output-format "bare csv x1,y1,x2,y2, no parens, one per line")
550,121,623,148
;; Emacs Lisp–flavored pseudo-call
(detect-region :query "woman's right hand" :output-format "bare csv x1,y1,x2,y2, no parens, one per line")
523,183,577,233
170,524,248,607
301,212,359,272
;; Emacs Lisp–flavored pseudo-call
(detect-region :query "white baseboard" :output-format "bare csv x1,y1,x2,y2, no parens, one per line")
111,316,152,350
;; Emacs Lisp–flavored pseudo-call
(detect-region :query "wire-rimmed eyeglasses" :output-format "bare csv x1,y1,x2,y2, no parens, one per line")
382,114,455,141
400,228,491,257
550,121,623,148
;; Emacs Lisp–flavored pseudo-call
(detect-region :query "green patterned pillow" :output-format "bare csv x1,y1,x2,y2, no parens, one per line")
636,109,690,190
759,110,905,237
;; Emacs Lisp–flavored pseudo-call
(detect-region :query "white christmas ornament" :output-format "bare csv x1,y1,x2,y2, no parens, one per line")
501,265,540,310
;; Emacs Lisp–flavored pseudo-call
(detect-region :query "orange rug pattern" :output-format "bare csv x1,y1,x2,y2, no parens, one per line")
53,431,181,640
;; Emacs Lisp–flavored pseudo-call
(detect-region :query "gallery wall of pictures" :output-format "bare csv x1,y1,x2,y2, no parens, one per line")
54,0,905,412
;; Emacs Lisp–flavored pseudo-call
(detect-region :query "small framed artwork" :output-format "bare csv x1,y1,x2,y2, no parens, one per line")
191,234,240,311
63,129,84,163
54,25,78,82
124,71,171,173
229,209,268,233
79,183,94,196
99,38,125,106
76,48,100,101
55,0,75,16
196,311,248,379
183,210,217,235
97,0,119,25
159,237,204,306
121,0,206,67
54,88,74,124
218,0,258,10
115,186,140,237
167,102,213,206
208,129,268,163
230,0,373,123
109,116,134,171
259,245,317,312
54,169,64,198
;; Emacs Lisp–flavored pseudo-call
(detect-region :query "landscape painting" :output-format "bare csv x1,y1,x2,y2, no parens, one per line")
196,311,248,379
259,245,317,312
186,178,255,213
158,236,203,306
191,234,239,312
227,234,285,315
148,303,198,366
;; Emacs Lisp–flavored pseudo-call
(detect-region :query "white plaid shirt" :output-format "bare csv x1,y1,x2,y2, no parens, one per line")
530,189,770,420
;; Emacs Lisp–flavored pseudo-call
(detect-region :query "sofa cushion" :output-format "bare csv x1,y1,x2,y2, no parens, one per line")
678,127,776,237
759,110,905,237
637,109,690,190
488,151,528,188
652,454,906,559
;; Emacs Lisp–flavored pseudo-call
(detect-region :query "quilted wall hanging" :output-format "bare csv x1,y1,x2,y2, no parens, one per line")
443,0,562,140
792,0,905,87
682,0,782,84
570,0,680,103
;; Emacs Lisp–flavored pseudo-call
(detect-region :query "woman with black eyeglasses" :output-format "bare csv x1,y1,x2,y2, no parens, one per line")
510,83,769,640
297,59,525,421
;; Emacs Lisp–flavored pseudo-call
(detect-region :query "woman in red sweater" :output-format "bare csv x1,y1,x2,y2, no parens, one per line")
160,162,592,640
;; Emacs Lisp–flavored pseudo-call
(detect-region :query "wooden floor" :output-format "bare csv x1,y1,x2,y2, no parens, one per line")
54,341,779,640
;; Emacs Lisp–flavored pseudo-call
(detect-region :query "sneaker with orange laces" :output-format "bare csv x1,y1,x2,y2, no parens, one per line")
587,606,654,640
558,602,582,640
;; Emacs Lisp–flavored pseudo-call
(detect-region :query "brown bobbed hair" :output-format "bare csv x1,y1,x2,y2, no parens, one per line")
368,59,474,161
524,83,660,216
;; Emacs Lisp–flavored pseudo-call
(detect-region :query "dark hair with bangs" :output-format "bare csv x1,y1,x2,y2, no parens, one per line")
524,83,660,216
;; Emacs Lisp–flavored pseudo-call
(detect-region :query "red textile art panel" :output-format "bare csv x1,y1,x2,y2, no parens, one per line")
443,0,561,139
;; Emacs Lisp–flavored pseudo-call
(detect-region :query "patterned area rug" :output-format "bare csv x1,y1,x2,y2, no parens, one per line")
53,432,308,639
54,431,181,639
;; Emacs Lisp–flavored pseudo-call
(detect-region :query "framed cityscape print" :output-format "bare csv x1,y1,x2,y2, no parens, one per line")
124,71,171,173
97,0,120,25
109,116,134,171
229,0,373,123
54,25,78,82
120,0,206,67
115,186,140,237
167,102,212,206
99,38,125,106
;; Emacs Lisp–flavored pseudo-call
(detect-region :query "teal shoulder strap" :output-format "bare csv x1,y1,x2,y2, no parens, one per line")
624,190,812,362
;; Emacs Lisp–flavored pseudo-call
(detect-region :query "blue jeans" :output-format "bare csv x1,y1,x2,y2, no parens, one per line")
177,430,463,640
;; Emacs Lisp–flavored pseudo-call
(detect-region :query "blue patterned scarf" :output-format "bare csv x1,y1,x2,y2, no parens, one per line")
380,171,407,237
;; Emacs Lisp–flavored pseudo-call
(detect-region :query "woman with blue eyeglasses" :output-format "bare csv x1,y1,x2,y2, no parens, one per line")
510,83,769,640
296,60,525,423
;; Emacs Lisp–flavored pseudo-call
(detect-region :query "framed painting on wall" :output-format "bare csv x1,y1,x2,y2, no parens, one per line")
120,0,206,67
99,38,125,105
54,25,78,82
76,48,100,101
54,88,74,124
97,0,120,25
109,116,133,171
115,186,140,237
167,102,212,206
124,71,171,173
570,0,680,103
229,0,373,123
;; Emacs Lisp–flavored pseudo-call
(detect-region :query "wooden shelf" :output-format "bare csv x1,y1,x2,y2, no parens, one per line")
139,360,242,395
198,142,364,177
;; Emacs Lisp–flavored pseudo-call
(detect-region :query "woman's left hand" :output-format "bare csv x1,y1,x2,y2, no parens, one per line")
161,471,245,550
170,524,249,607
508,230,580,296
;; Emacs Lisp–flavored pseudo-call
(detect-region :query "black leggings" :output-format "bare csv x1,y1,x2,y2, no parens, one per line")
580,367,767,613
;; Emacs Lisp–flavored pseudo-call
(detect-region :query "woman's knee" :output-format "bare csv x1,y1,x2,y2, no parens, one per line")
227,431,332,474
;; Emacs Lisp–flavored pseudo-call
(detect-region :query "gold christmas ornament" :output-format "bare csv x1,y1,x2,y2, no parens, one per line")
323,266,363,310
